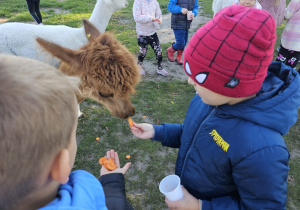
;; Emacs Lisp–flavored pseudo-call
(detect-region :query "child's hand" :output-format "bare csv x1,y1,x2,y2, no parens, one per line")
152,17,160,22
130,122,155,139
189,13,195,20
157,16,162,24
100,149,131,176
165,186,200,209
181,8,188,14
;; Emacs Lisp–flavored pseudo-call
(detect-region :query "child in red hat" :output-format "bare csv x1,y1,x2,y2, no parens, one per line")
131,5,300,209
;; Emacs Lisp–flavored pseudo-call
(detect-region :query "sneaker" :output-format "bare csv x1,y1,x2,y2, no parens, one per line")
139,65,145,76
157,68,168,76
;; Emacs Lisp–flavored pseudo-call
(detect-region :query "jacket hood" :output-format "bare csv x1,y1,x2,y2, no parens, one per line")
218,61,300,135
39,170,107,210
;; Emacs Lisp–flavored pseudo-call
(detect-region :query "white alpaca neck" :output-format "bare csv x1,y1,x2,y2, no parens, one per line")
89,0,116,33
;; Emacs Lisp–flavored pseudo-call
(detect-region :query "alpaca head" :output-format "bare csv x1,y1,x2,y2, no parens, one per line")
104,0,128,9
36,20,140,119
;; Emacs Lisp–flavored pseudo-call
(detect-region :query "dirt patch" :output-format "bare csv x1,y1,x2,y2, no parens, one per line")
141,6,211,82
0,18,8,24
41,8,70,14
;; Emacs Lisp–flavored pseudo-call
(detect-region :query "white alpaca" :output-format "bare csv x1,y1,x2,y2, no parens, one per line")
0,0,128,67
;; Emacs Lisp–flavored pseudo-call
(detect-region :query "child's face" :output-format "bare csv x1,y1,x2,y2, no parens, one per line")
239,0,256,7
188,77,235,106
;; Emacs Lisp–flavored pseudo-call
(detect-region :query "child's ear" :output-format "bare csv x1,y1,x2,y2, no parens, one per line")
50,149,71,184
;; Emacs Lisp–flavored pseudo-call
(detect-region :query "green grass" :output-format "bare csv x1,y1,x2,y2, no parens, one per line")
1,0,299,209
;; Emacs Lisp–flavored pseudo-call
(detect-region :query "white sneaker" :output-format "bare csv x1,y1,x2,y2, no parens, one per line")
157,68,168,76
138,63,145,76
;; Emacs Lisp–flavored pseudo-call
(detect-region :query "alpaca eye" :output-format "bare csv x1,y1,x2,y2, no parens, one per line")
99,92,114,98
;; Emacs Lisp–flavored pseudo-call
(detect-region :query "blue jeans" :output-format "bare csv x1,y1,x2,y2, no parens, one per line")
173,29,189,51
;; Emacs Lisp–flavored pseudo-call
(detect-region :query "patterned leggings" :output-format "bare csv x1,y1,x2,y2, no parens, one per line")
276,45,300,69
137,33,163,69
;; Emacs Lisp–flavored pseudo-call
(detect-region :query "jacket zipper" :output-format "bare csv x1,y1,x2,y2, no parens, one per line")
180,107,217,178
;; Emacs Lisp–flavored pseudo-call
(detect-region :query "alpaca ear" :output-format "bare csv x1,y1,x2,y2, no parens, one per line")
83,19,100,41
36,38,82,68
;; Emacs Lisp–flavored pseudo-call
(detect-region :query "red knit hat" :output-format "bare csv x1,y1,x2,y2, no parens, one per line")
183,5,276,97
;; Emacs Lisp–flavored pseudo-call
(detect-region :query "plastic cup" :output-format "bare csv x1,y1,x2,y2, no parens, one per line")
159,175,184,201
187,11,193,20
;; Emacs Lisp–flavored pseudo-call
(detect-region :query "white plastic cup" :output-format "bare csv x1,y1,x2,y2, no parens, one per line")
159,175,184,201
187,11,193,20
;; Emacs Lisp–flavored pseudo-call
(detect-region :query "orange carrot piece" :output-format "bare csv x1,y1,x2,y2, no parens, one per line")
128,117,133,127
99,157,107,165
99,157,117,171
105,158,117,171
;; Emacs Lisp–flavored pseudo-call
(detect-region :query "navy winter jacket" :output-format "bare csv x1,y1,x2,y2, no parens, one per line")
153,62,300,209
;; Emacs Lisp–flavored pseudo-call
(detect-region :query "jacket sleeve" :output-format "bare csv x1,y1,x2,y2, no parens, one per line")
99,173,134,210
192,0,199,17
168,0,182,14
202,146,289,210
212,0,222,16
155,2,162,19
285,0,300,20
133,0,153,23
152,123,183,148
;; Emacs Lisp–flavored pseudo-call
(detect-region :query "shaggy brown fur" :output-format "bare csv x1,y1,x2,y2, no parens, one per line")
36,20,140,119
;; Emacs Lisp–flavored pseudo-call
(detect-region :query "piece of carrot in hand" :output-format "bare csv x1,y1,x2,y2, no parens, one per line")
106,158,118,171
99,157,107,165
128,117,133,127
99,157,117,171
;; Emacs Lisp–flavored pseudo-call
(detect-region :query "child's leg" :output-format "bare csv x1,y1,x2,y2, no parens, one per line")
174,29,188,64
276,45,290,65
137,35,149,65
184,30,189,47
286,51,300,69
26,0,42,24
148,33,163,69
173,29,186,51
34,0,42,23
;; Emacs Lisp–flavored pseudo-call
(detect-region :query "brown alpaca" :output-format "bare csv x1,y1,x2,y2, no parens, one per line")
36,20,140,119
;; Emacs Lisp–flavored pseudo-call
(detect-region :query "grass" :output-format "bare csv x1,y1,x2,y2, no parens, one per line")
1,0,299,209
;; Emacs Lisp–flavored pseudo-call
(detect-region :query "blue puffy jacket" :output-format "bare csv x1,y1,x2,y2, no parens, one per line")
153,62,300,209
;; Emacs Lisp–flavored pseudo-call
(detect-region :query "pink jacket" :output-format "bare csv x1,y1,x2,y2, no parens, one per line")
133,0,162,36
259,0,286,27
281,0,300,51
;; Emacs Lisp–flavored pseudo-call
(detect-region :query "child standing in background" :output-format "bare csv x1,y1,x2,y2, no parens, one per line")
166,0,198,65
276,0,300,72
259,0,286,27
26,0,43,25
234,0,262,9
133,0,168,76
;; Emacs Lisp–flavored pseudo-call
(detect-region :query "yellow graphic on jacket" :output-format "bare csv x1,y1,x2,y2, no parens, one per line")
209,130,230,152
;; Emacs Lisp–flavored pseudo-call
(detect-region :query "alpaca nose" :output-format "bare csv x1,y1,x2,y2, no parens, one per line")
126,106,135,118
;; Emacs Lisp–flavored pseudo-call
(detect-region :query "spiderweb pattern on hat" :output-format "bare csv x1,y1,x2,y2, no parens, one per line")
188,6,275,81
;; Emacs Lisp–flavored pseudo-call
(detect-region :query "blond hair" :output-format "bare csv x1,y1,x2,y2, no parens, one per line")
0,54,80,209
